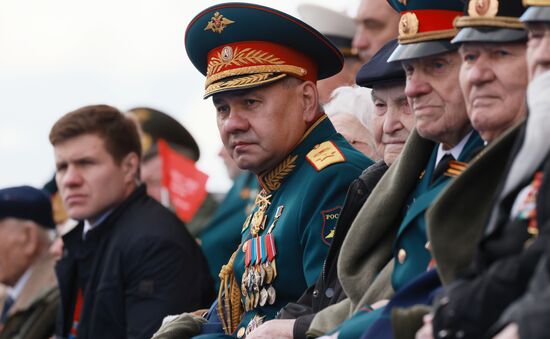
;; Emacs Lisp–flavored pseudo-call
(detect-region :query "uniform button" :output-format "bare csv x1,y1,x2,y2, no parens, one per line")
425,241,432,251
312,289,319,298
398,248,407,264
325,288,334,298
237,327,246,338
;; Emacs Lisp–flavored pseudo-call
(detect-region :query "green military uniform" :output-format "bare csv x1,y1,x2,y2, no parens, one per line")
328,132,482,339
199,172,259,291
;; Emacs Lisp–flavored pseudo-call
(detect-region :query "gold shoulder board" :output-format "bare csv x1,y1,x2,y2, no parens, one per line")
306,141,346,172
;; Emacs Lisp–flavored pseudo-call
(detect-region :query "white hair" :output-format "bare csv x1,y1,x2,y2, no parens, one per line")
323,85,374,130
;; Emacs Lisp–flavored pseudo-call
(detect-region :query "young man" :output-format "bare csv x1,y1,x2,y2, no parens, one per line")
50,105,214,339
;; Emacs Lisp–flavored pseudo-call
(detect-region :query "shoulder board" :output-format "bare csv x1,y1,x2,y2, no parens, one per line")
306,141,346,172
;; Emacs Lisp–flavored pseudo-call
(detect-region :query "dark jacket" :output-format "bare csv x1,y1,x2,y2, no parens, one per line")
55,185,215,339
277,161,388,339
433,124,550,339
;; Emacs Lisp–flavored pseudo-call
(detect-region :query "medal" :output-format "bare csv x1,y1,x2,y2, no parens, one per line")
241,213,252,233
259,288,268,306
267,205,284,233
267,285,276,305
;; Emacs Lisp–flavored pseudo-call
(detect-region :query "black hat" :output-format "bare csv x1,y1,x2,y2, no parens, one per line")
0,186,55,229
356,39,405,88
521,0,550,23
129,107,200,162
185,2,343,98
297,4,358,58
452,0,527,44
387,0,464,62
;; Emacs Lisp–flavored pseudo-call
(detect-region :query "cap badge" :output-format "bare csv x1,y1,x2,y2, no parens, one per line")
468,0,499,17
204,12,235,33
398,0,408,5
399,12,419,36
221,46,234,62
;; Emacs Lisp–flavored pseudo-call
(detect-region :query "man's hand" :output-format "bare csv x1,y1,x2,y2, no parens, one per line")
493,323,519,339
247,319,295,339
416,313,434,339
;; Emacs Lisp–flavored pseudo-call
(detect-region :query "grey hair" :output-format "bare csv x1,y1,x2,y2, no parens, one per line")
323,85,374,130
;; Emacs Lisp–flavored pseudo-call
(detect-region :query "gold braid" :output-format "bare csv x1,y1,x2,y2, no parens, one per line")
217,247,243,335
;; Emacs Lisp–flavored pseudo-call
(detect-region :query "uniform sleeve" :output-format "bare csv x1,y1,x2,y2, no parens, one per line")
297,164,359,287
492,255,550,339
123,237,214,339
432,219,550,339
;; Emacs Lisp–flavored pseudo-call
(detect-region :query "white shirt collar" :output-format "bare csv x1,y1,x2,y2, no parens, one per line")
6,267,33,301
83,208,114,239
436,131,473,166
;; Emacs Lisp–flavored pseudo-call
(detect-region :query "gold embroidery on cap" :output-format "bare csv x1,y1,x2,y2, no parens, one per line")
399,12,419,37
204,12,235,33
207,47,286,76
468,0,499,17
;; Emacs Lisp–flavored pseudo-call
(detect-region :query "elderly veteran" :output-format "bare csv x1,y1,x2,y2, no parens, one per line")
166,3,373,339
241,39,413,339
0,186,59,339
306,0,485,337
358,0,530,337
427,1,550,338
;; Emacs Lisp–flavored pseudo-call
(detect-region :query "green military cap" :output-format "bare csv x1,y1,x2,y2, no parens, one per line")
521,0,550,22
387,0,465,62
128,107,200,162
297,4,358,58
185,2,344,98
452,0,527,44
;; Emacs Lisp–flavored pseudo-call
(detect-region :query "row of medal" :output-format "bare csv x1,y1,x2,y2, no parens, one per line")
241,233,278,311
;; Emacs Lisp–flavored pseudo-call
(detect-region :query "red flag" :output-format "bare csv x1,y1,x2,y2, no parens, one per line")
157,139,208,222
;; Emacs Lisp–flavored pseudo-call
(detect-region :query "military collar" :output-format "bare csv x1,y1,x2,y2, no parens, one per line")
257,114,336,194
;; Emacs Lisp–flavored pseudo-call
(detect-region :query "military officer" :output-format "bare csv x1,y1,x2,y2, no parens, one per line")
306,0,485,337
129,107,219,236
179,3,373,338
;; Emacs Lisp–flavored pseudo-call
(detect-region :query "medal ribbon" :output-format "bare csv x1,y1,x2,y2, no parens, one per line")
259,235,267,263
255,237,262,265
250,239,257,266
266,234,277,261
245,239,252,267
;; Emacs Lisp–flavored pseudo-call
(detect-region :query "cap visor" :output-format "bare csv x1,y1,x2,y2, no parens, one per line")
387,40,457,62
451,27,527,44
520,6,550,23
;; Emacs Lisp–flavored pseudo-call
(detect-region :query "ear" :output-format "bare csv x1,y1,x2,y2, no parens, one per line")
299,80,320,124
20,222,39,257
121,152,140,183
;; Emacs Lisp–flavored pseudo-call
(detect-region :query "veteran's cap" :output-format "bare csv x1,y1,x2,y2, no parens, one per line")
356,39,405,88
129,107,200,162
0,186,55,229
297,4,358,58
521,0,550,23
452,0,527,44
185,2,344,98
387,0,464,62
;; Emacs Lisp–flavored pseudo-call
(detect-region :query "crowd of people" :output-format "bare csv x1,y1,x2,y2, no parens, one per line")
0,0,549,338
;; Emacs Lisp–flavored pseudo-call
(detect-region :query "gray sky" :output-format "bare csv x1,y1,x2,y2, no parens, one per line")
0,0,358,192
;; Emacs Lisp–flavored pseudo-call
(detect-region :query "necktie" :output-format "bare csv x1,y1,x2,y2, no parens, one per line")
431,154,455,185
0,295,14,324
